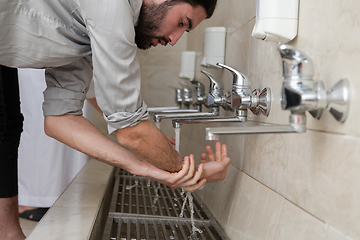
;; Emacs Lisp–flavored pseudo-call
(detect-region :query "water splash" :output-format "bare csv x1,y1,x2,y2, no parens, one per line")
155,122,160,129
181,188,186,198
174,127,180,152
179,190,203,236
126,180,139,190
179,191,188,218
153,182,161,205
188,192,203,235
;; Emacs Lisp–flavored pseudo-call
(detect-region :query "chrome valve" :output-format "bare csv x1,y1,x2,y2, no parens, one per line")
279,44,350,122
216,63,271,117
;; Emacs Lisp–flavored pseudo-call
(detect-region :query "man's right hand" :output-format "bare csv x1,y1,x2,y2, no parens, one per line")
144,154,206,192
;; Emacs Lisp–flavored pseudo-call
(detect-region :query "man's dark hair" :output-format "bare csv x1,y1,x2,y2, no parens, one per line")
166,0,217,18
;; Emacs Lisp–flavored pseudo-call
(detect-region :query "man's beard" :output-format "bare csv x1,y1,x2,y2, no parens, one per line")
135,2,170,50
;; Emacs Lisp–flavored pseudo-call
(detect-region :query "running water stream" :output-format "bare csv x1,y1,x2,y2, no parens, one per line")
175,129,203,237
180,190,203,236
126,124,202,237
174,127,180,152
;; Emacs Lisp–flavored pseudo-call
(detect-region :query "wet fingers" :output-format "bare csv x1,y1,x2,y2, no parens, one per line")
201,153,207,164
206,145,215,162
176,155,196,185
184,178,206,192
215,142,221,161
179,163,204,188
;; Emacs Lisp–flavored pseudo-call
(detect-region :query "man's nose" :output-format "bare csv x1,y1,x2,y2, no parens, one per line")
168,29,185,46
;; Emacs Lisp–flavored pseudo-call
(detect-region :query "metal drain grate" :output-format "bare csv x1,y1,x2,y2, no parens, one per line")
102,168,229,240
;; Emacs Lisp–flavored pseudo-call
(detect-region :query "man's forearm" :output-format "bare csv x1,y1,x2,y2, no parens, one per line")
116,119,182,173
44,114,151,176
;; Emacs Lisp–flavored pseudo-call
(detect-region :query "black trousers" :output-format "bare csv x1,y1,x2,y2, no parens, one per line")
0,66,24,198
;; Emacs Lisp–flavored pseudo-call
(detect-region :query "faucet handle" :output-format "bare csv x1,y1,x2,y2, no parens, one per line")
179,82,191,95
190,80,206,107
278,44,314,80
250,88,271,116
169,86,183,106
201,70,224,92
179,82,192,108
189,80,205,95
216,63,252,87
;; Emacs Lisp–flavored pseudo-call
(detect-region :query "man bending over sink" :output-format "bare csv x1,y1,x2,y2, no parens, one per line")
0,0,231,239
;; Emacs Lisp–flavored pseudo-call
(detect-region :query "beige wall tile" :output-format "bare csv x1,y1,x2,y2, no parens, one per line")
143,66,183,107
137,32,188,108
223,171,284,240
326,226,354,240
197,164,240,228
280,132,360,238
275,200,327,240
243,133,290,190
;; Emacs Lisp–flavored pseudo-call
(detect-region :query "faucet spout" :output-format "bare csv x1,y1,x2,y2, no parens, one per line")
205,114,306,140
172,108,248,128
149,109,199,115
173,116,246,128
147,106,181,113
154,107,220,123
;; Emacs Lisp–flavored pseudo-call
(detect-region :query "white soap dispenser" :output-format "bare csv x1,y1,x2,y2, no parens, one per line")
252,0,299,44
201,27,226,68
179,51,196,80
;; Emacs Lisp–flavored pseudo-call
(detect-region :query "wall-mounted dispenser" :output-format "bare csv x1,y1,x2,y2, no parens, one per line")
201,27,226,68
179,51,196,80
251,0,299,44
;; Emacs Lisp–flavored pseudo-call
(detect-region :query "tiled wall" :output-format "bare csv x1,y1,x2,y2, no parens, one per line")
137,32,188,110
138,0,360,239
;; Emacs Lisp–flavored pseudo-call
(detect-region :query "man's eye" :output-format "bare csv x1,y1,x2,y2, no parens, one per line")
179,21,184,27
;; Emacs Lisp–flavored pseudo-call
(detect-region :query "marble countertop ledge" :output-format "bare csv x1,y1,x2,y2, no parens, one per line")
26,158,115,240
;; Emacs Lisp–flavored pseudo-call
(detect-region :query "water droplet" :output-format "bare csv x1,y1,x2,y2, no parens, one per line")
126,180,138,190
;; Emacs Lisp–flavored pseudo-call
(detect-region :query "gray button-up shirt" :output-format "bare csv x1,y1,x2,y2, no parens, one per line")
0,0,148,133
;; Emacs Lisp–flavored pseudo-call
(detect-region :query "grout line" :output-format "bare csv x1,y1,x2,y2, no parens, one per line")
227,17,256,37
247,119,350,136
272,197,285,240
239,170,326,224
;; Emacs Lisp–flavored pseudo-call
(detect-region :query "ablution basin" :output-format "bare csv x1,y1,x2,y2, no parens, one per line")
26,159,229,240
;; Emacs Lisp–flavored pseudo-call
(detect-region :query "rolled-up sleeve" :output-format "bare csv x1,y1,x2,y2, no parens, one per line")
81,0,148,133
43,55,93,116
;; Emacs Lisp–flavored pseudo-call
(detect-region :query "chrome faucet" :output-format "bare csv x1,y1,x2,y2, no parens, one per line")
205,44,351,140
189,80,206,111
172,64,271,128
179,82,192,109
153,71,227,123
148,82,200,115
147,87,183,113
217,63,271,119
